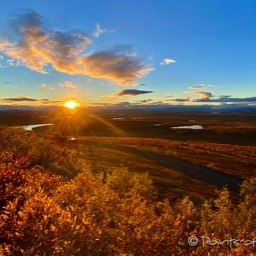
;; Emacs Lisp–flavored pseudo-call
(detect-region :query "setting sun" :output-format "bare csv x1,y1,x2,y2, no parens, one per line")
64,100,79,109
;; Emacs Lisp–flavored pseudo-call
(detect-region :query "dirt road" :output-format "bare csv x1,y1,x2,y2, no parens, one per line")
80,140,244,194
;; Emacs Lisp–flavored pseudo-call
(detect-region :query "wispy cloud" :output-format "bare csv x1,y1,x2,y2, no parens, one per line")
160,58,176,65
40,99,62,104
0,96,64,105
193,96,256,103
1,96,38,102
79,49,153,86
59,81,77,89
0,9,153,86
92,23,109,38
135,99,153,104
39,83,54,91
190,91,214,100
104,89,153,100
188,84,212,90
1,81,12,85
171,96,191,102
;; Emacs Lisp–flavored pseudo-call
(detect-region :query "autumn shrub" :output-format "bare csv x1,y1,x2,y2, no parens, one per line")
2,126,256,255
105,167,156,200
0,125,84,178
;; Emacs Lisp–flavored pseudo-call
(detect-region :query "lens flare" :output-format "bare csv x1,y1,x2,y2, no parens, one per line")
64,100,79,109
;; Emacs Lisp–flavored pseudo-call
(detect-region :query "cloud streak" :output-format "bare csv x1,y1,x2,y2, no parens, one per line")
188,84,212,89
0,9,153,86
171,96,191,102
0,96,65,105
92,23,109,38
39,83,54,91
115,89,153,97
1,96,38,102
59,81,77,89
193,96,256,103
190,91,213,100
104,89,153,100
160,58,176,65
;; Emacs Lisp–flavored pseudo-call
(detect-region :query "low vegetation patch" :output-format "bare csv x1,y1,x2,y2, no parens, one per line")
1,126,256,255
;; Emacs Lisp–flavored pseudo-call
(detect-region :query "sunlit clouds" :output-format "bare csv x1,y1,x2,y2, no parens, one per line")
170,97,191,102
0,5,254,108
193,96,256,104
190,91,214,100
0,9,153,86
78,49,154,86
1,96,38,102
188,84,212,90
39,83,54,91
60,81,77,89
160,58,176,65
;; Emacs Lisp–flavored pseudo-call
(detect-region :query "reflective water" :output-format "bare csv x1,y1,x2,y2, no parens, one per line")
22,124,53,131
171,125,203,129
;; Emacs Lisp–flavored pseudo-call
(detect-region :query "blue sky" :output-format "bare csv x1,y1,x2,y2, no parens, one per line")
0,0,255,107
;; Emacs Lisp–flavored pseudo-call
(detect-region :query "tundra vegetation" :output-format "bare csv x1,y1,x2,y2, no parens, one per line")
1,125,256,255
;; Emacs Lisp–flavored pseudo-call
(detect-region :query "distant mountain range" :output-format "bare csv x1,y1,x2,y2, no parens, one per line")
0,104,255,112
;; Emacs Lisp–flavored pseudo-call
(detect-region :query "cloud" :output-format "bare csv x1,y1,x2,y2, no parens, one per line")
113,101,131,107
188,84,212,90
39,83,54,90
0,96,64,105
103,89,153,100
78,49,153,85
1,96,38,102
172,96,191,102
0,9,153,86
40,99,62,104
1,81,12,84
114,89,153,98
92,23,109,38
160,58,176,65
193,96,256,103
190,91,213,100
135,99,153,104
59,81,77,89
114,89,153,97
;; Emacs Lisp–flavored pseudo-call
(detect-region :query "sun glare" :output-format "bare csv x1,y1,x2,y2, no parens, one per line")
64,100,79,109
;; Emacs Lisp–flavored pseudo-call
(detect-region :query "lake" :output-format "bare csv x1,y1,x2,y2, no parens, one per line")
171,125,203,129
22,124,53,131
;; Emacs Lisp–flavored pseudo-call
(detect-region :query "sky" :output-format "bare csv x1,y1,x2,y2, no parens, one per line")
0,0,255,107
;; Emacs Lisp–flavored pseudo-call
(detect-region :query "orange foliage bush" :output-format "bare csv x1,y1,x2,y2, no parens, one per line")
1,126,256,255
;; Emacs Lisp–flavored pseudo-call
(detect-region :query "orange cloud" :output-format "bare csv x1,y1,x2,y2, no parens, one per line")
191,91,213,100
0,9,153,86
59,81,77,89
79,50,153,86
39,83,54,90
188,84,211,89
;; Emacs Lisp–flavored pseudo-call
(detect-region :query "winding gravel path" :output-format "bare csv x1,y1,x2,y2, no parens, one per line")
80,140,244,194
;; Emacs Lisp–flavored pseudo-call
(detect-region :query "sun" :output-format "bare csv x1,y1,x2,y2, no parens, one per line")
64,100,79,109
